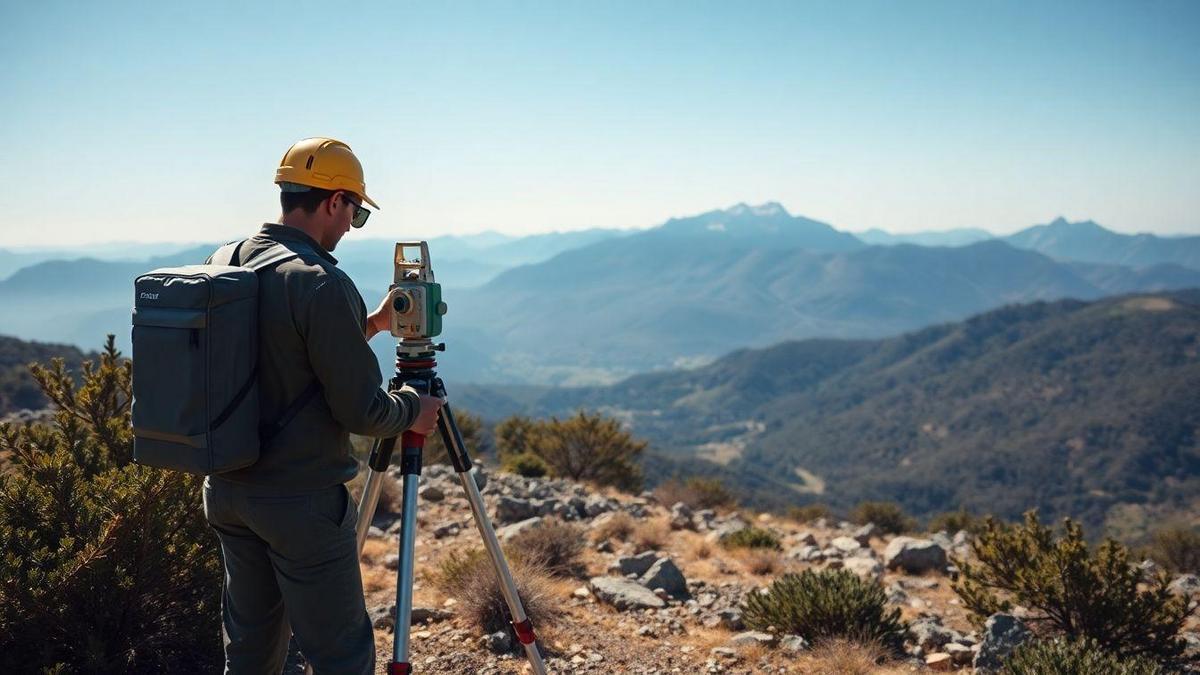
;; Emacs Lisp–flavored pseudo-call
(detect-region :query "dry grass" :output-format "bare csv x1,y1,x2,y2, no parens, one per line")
505,520,586,578
689,537,714,560
806,638,890,675
631,518,670,553
347,471,404,514
739,549,783,576
592,511,635,543
429,548,563,645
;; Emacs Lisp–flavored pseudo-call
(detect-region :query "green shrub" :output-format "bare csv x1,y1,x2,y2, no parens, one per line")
495,411,645,492
788,503,832,523
850,501,915,535
954,511,1193,665
505,520,585,578
1004,638,1166,675
742,569,906,653
928,509,984,535
721,526,782,551
501,451,549,478
430,548,561,649
0,338,222,672
654,476,736,510
1143,525,1200,575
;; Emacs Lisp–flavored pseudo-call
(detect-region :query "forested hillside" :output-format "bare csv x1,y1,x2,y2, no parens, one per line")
458,290,1200,535
0,335,91,414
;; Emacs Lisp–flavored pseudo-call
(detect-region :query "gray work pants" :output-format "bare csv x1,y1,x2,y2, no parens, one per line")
202,477,374,675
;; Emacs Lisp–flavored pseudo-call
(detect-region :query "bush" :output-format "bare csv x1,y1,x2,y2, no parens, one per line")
788,503,832,523
721,526,782,551
1143,525,1200,575
592,511,635,543
742,569,907,653
928,509,984,535
505,521,585,578
0,338,222,672
495,411,645,492
851,501,915,535
954,511,1193,665
501,451,549,478
631,519,669,553
1004,638,1166,675
654,476,736,510
430,548,561,649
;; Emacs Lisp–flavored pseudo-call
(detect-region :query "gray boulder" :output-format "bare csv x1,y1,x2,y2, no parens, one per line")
729,631,776,648
973,613,1032,674
611,550,661,577
497,516,543,542
843,556,884,582
640,557,689,599
494,496,537,523
883,537,948,574
1168,574,1200,599
907,616,961,651
589,576,666,610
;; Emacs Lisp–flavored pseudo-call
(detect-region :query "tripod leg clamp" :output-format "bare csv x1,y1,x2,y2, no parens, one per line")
512,618,537,645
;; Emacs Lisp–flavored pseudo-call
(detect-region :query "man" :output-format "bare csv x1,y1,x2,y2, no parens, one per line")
202,137,443,674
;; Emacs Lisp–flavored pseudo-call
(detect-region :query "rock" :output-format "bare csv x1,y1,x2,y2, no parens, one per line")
883,537,948,574
796,531,818,546
432,522,460,539
612,550,661,577
418,484,444,502
482,630,511,654
1168,574,1200,598
706,518,749,543
367,525,385,539
494,496,537,523
583,494,616,517
787,545,824,562
852,523,877,546
830,536,863,554
636,624,657,637
729,631,776,648
410,606,453,624
640,557,689,599
717,608,744,630
944,642,973,666
779,634,809,653
670,502,694,530
843,556,884,582
369,604,395,630
497,516,543,542
710,647,737,660
382,554,400,570
693,509,717,531
589,576,666,610
907,617,961,651
973,613,1032,674
924,653,953,671
572,586,591,599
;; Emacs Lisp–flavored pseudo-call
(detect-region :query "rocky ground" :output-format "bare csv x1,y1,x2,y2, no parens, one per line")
351,463,1200,674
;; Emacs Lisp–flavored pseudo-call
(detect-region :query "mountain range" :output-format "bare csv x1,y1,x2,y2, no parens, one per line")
1,204,1197,385
455,290,1200,537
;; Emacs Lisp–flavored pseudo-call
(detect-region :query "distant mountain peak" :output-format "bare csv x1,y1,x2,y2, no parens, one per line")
1043,216,1103,232
725,202,789,218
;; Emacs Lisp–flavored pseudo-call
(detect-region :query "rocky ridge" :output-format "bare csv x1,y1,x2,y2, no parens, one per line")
350,463,1200,674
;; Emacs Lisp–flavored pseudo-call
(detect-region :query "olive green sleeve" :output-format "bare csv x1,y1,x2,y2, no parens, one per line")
300,276,421,438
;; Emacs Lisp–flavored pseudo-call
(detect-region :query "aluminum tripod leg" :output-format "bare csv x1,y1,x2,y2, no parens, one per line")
389,441,423,674
436,398,548,675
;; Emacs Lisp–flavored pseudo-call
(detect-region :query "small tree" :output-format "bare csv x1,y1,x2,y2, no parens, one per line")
0,338,222,672
655,476,736,510
501,411,645,492
953,511,1193,665
422,407,486,465
1004,638,1166,675
1143,525,1200,575
495,415,541,458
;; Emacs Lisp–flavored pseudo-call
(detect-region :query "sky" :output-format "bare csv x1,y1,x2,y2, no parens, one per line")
1,1,1197,246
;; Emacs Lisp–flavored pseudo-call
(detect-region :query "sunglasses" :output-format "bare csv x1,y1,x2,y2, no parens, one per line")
341,193,370,228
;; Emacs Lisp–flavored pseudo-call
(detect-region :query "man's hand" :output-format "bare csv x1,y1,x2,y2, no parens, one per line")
403,387,445,436
366,292,393,340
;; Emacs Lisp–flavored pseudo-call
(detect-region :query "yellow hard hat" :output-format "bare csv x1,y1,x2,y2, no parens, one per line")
274,137,380,209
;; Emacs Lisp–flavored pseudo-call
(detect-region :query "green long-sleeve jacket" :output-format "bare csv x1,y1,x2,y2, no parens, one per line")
210,223,420,489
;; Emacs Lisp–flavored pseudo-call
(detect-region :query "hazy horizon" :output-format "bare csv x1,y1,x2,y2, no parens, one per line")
3,1,1198,246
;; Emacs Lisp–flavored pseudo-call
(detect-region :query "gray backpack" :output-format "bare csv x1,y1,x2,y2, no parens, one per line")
131,240,319,474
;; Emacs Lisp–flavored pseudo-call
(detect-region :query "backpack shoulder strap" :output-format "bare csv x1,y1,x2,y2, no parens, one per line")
244,242,300,272
210,241,243,266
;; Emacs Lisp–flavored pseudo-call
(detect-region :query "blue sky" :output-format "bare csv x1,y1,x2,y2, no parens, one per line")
1,1,1197,246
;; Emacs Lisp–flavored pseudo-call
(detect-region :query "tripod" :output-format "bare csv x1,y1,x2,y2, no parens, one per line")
354,338,548,675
